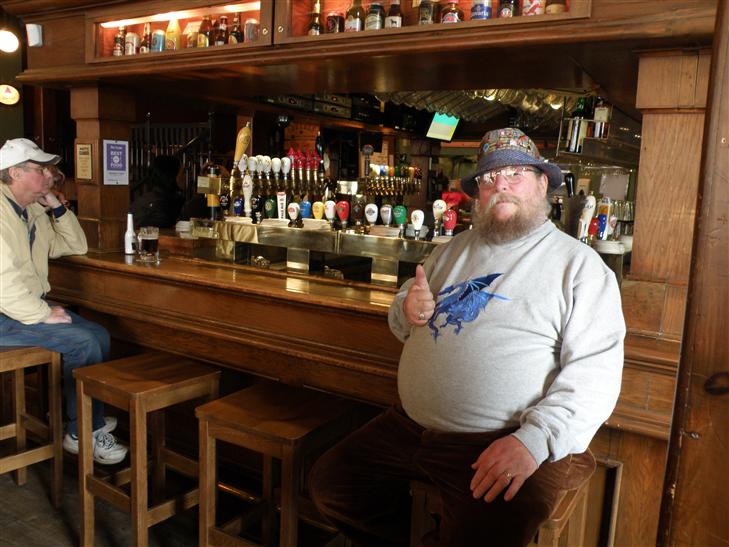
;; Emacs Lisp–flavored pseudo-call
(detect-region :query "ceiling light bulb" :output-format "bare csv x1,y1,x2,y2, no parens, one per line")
0,29,20,53
484,89,498,101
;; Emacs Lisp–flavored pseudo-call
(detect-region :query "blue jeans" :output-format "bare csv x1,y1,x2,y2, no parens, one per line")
0,309,109,435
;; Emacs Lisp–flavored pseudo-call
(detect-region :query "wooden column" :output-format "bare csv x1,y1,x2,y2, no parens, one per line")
621,49,711,340
659,0,729,544
70,85,135,251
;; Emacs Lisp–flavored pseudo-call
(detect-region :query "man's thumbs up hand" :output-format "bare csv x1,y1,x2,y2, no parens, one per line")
404,265,435,326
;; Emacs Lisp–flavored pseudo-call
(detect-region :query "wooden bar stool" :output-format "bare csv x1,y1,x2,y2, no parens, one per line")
410,477,591,547
196,380,357,547
0,346,63,507
73,351,220,547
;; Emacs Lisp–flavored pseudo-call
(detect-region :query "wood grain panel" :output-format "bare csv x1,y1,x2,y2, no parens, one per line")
661,284,688,338
631,112,704,283
620,279,666,335
636,49,712,109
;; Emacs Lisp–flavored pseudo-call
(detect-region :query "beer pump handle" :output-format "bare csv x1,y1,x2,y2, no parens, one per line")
442,209,457,236
312,201,324,220
335,200,350,230
577,195,597,242
365,203,378,226
380,204,392,227
324,200,336,229
411,209,425,240
233,122,251,174
242,174,253,217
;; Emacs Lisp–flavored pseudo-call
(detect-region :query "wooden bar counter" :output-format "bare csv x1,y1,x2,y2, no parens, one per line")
48,251,679,545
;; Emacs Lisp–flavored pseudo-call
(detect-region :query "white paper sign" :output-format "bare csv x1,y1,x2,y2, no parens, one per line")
102,140,129,185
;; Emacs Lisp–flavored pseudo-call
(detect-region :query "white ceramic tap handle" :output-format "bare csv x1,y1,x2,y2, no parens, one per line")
242,175,253,216
324,200,336,221
262,156,272,174
432,199,447,221
287,202,300,221
281,156,291,175
247,156,258,176
411,209,425,231
380,204,392,227
365,203,378,225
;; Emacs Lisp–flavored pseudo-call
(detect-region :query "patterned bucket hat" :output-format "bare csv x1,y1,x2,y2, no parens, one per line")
460,128,563,196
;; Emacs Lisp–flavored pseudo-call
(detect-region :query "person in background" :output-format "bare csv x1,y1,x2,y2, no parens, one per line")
130,154,184,228
0,138,128,465
309,128,625,547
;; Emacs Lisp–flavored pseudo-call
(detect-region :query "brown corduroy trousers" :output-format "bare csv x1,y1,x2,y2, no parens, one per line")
309,406,595,547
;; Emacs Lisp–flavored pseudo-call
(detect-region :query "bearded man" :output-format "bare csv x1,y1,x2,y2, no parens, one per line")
309,128,625,547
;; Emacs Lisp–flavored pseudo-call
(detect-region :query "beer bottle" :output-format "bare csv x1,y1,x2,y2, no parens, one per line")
307,1,323,35
139,23,152,53
440,1,464,23
593,96,611,139
344,0,366,32
229,13,244,43
198,15,213,47
567,97,588,153
113,26,126,56
498,0,518,17
214,15,229,45
365,2,385,30
165,18,181,51
385,0,402,28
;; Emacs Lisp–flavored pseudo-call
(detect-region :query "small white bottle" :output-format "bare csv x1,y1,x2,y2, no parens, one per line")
124,213,136,255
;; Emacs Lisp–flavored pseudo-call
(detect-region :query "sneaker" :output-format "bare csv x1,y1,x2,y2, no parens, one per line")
63,432,128,465
100,416,117,434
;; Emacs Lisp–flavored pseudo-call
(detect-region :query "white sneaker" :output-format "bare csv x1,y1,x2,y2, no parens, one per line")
63,432,128,465
100,416,117,434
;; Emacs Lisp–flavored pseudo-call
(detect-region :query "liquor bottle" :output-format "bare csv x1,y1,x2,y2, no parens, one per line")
365,2,385,30
471,0,493,19
418,0,437,25
229,13,244,43
440,1,464,23
498,0,518,17
593,96,611,139
214,16,229,45
385,0,402,27
345,0,366,32
113,26,126,56
545,0,567,13
567,96,588,153
139,23,152,53
198,15,213,47
124,213,135,254
308,1,323,35
165,18,181,51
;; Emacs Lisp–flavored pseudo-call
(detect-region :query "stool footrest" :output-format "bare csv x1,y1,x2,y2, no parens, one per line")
87,474,131,513
209,526,260,547
0,444,53,474
0,423,17,441
162,447,198,478
148,487,199,527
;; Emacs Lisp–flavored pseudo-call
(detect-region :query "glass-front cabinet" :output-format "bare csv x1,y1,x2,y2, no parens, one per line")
85,1,273,62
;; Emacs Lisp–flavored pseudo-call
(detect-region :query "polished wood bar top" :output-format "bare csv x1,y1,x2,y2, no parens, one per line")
62,252,396,316
48,253,679,437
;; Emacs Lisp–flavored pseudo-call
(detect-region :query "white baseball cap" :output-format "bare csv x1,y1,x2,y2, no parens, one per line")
0,138,60,170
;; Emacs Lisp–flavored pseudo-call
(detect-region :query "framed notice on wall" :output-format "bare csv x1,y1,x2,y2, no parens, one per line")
102,140,129,185
75,143,93,180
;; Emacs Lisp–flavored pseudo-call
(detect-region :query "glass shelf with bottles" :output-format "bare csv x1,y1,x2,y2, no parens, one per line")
556,96,612,155
277,0,589,43
87,1,273,61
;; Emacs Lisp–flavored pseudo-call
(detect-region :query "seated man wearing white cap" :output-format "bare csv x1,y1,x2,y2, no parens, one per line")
310,128,625,546
0,138,127,465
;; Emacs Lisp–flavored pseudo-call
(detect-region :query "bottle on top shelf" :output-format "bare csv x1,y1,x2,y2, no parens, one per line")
214,16,229,45
418,0,437,24
165,18,181,51
345,0,366,32
365,2,386,30
229,13,244,43
471,0,493,20
385,0,403,27
139,23,152,53
498,0,518,17
545,0,568,14
198,15,213,47
308,1,323,35
113,26,126,56
441,1,465,23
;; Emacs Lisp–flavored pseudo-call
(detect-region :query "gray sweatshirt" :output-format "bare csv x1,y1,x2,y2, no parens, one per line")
389,221,625,465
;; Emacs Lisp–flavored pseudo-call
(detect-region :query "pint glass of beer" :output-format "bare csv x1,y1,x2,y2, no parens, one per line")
137,226,160,263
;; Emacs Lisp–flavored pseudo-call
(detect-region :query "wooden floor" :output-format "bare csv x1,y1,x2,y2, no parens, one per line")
0,458,345,547
0,463,198,547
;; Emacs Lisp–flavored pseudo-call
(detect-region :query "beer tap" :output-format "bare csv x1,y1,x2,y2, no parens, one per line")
242,173,253,219
432,199,447,237
295,149,305,197
411,209,425,241
312,201,324,220
362,144,373,195
365,203,378,233
442,209,457,236
287,202,302,228
351,195,365,234
393,204,407,238
380,204,393,227
254,155,265,194
324,200,336,230
231,122,251,179
261,156,272,194
272,156,282,190
300,199,312,219
335,200,350,231
280,157,291,219
247,156,258,187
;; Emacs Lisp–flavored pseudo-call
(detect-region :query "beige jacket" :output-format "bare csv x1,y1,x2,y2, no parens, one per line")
0,183,87,324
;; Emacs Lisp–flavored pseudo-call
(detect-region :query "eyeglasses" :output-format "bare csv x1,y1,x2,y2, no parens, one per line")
21,165,49,175
477,166,540,188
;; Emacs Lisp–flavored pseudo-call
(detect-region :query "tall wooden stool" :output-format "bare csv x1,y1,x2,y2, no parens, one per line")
196,380,357,547
73,351,220,547
410,477,590,547
0,346,63,507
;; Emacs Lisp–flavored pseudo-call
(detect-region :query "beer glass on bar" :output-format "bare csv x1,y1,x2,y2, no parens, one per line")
137,226,160,263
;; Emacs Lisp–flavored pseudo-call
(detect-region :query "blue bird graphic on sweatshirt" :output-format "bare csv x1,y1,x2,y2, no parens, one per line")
428,273,510,340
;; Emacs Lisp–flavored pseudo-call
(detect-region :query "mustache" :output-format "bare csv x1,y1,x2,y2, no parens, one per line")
486,194,521,209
